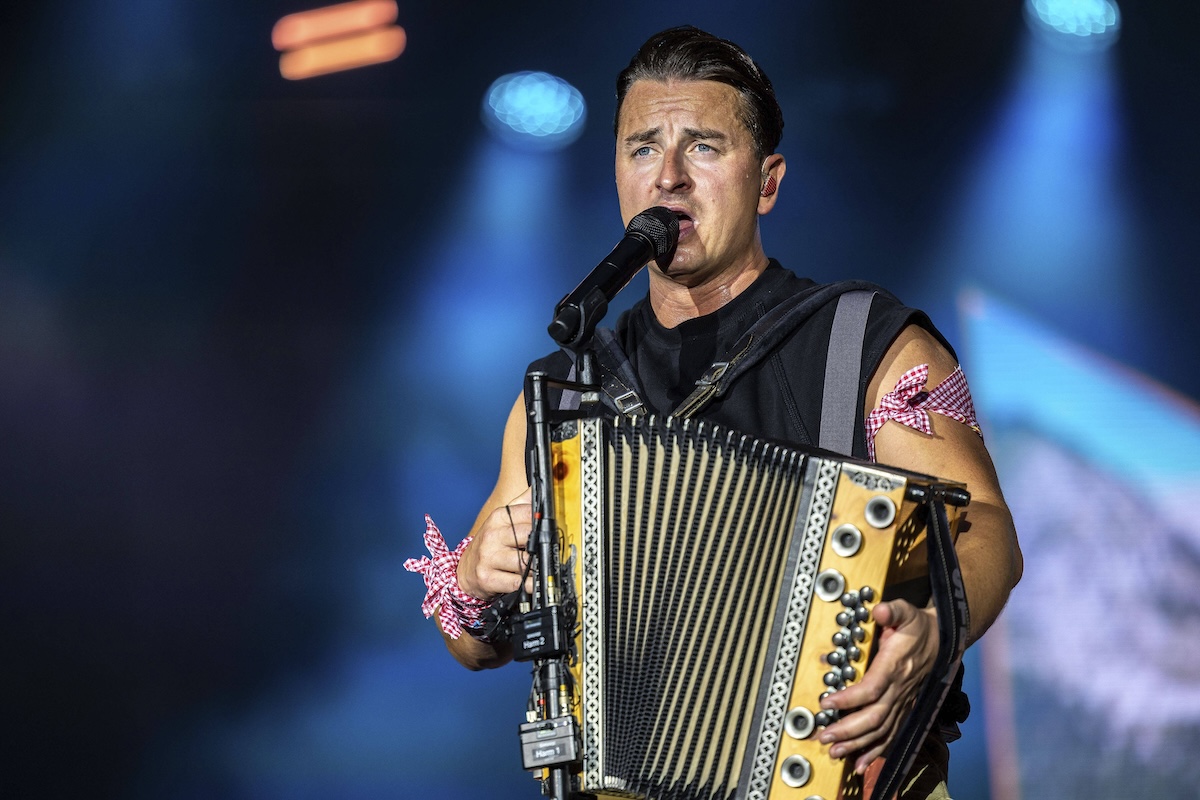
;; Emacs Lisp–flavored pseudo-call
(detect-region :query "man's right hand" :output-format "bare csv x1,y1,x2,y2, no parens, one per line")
456,489,534,601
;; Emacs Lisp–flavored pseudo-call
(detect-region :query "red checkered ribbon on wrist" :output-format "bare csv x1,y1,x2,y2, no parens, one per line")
404,515,491,640
864,363,981,461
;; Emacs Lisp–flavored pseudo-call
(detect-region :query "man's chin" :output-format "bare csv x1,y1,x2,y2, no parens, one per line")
650,255,683,281
652,249,701,277
649,260,710,290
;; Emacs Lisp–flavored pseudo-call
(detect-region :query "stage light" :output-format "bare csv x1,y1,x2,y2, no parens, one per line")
273,0,406,80
482,72,586,150
927,0,1133,336
1025,0,1121,51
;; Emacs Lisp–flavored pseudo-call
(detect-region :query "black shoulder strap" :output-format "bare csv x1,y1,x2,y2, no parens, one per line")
593,327,648,416
672,283,882,432
557,281,887,427
554,328,648,417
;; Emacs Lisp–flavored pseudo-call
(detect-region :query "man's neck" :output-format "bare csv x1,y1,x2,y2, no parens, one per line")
647,256,770,329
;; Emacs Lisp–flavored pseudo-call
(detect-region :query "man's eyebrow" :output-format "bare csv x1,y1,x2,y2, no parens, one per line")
622,127,730,146
623,127,660,146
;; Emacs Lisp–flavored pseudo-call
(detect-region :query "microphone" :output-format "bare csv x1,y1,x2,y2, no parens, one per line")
547,206,679,347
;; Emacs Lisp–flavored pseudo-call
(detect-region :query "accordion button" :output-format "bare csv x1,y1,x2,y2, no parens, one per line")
816,569,846,602
832,629,850,647
823,671,841,687
785,706,816,739
780,755,813,788
865,495,897,528
832,524,863,557
814,710,834,728
840,666,857,682
847,645,862,662
836,611,852,628
859,586,876,602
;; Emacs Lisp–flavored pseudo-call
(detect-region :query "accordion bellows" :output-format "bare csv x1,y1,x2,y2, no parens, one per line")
549,415,962,800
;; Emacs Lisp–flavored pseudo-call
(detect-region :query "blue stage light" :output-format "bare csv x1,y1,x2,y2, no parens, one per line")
1025,0,1121,50
482,71,586,150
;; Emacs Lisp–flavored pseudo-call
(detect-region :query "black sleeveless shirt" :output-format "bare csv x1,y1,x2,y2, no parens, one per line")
608,260,951,458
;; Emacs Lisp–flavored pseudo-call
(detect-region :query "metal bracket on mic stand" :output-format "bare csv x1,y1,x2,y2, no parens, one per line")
548,295,602,398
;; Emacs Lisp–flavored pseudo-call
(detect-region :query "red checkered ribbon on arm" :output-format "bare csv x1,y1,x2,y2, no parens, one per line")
864,363,982,461
404,515,492,640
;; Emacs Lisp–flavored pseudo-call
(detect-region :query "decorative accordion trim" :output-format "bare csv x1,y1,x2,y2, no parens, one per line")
580,416,606,790
744,458,840,800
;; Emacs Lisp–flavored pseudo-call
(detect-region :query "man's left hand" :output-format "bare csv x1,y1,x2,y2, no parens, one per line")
816,599,940,774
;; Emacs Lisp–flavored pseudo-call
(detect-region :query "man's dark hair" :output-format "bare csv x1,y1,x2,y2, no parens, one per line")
614,26,785,160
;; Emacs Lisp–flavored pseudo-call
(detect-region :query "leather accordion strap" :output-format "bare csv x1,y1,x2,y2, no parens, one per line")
868,493,971,800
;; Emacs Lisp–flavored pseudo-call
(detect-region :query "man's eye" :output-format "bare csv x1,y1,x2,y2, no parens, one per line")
695,143,715,153
634,146,652,157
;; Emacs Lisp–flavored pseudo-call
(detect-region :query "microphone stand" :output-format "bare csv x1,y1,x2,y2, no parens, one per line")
514,311,602,800
503,210,677,799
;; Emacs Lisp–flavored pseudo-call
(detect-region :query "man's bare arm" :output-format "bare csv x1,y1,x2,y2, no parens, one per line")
818,324,1023,772
438,393,533,670
869,324,1023,643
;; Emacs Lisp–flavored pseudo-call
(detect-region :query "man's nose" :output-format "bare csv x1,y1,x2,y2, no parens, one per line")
656,149,691,193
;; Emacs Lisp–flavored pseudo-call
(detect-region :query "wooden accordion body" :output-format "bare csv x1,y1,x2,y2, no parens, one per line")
548,414,965,800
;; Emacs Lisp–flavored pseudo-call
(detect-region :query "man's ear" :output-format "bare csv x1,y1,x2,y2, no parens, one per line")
758,153,786,214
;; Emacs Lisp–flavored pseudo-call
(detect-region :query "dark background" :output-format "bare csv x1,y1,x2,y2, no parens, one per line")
3,2,1197,798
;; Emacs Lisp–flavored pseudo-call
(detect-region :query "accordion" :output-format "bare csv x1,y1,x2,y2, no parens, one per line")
528,412,968,800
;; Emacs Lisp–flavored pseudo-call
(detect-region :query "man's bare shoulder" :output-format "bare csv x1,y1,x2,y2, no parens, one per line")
867,324,958,410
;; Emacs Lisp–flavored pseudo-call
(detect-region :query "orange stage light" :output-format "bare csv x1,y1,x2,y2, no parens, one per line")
273,0,405,80
279,26,407,80
272,0,398,51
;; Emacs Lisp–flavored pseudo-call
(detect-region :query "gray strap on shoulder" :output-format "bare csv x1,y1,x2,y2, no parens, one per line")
558,363,580,411
819,290,876,455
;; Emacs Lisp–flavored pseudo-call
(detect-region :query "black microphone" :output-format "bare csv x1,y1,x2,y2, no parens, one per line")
547,206,679,347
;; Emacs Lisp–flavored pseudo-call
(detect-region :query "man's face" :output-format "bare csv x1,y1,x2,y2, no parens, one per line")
615,79,768,288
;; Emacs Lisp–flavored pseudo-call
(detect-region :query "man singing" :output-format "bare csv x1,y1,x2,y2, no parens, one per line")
408,25,1021,800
